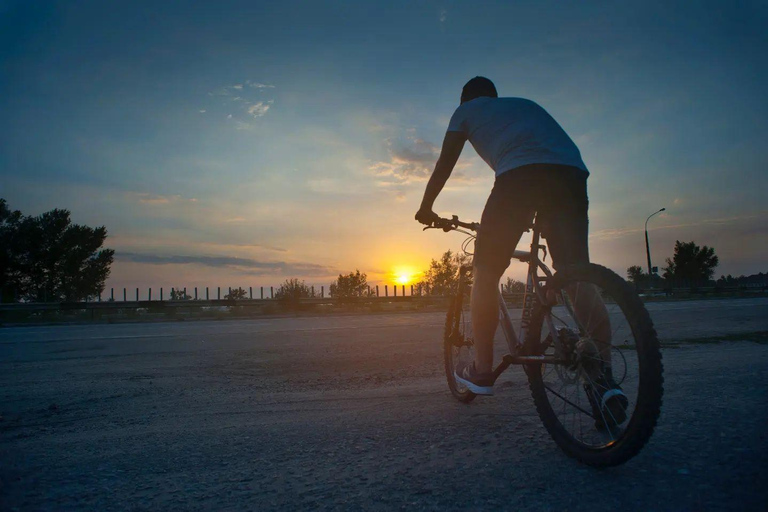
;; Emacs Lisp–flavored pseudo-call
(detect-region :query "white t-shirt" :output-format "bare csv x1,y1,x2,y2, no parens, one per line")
447,97,588,176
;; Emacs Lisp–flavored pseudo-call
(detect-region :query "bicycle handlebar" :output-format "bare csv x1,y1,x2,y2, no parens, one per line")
423,215,479,233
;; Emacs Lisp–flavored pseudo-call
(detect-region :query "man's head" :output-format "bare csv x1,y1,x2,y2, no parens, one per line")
460,76,498,104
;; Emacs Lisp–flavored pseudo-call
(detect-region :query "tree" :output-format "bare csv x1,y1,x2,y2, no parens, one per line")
330,270,368,298
274,278,311,302
502,277,525,294
0,199,114,302
717,274,733,286
224,287,248,300
422,250,470,295
626,265,645,285
662,240,719,286
170,288,192,300
0,199,24,301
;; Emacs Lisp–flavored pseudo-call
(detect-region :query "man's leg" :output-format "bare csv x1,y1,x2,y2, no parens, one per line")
541,169,612,367
567,282,612,364
467,170,533,377
470,264,504,374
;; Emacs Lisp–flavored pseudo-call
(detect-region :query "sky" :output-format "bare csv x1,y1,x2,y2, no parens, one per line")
1,0,767,296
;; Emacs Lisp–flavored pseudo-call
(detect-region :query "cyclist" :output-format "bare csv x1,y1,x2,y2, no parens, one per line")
415,77,626,425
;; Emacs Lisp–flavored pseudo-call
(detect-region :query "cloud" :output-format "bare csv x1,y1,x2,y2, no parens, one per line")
208,86,233,97
209,83,266,97
198,241,288,253
206,82,275,125
131,193,198,205
117,252,335,277
368,134,487,201
247,81,275,89
590,212,768,241
247,100,273,118
110,235,288,254
370,137,440,185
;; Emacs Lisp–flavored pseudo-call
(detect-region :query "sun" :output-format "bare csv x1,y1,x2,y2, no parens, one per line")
396,273,411,285
392,266,418,286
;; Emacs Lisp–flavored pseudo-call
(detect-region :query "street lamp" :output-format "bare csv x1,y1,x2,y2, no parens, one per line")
645,208,666,276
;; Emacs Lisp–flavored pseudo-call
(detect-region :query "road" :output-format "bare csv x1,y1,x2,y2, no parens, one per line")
1,298,767,510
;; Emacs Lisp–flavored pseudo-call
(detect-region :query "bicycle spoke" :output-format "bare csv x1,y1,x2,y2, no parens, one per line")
544,384,595,418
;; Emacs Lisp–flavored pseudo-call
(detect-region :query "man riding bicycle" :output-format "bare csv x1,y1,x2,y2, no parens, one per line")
416,77,626,421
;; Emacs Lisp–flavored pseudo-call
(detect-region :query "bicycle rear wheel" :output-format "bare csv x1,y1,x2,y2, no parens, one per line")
444,278,476,403
524,264,663,467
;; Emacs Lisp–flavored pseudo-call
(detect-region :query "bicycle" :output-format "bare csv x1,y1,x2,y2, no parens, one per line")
427,214,664,467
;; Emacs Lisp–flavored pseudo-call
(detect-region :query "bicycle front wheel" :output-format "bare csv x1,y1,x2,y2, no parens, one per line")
525,264,664,467
444,280,476,403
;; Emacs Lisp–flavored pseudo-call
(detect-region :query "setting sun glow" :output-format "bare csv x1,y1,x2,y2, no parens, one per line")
393,267,418,286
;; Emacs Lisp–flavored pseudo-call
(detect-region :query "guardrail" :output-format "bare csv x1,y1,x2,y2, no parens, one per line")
0,294,457,311
1,286,764,325
0,294,467,324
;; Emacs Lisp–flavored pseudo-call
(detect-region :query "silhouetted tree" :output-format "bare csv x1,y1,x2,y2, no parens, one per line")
503,277,525,294
0,199,24,301
717,274,735,287
225,287,248,300
662,240,718,286
274,278,311,302
626,265,645,285
717,273,766,288
0,199,114,302
627,265,649,288
422,250,470,295
330,270,368,298
170,287,192,300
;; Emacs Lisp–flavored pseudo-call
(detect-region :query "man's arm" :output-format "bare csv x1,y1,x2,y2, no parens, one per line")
415,131,467,224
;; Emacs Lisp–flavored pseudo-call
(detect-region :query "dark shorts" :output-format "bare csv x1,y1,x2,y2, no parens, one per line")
474,164,590,276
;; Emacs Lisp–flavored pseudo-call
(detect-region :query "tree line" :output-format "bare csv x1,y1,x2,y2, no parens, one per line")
626,240,722,289
3,198,745,304
266,251,527,302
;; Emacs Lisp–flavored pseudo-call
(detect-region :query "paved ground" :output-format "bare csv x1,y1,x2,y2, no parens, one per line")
1,298,767,511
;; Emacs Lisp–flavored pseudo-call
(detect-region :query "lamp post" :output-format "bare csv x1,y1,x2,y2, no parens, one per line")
645,208,666,276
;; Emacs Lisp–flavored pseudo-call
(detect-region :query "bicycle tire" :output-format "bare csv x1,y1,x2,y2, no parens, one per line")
444,286,477,403
524,263,664,467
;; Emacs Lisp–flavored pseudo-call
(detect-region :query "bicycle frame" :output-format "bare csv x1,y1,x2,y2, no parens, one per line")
455,216,563,383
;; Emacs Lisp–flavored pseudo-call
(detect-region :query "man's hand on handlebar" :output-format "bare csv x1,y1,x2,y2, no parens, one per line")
416,210,479,232
415,207,440,226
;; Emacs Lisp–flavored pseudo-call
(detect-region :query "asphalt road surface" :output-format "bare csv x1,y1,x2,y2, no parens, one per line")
1,298,767,511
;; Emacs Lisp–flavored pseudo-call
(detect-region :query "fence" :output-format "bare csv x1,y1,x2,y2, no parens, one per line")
0,290,471,324
0,281,533,322
1,283,455,303
1,283,764,325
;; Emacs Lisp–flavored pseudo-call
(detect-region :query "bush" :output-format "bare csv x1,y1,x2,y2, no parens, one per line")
330,270,368,298
225,287,248,300
274,279,311,303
